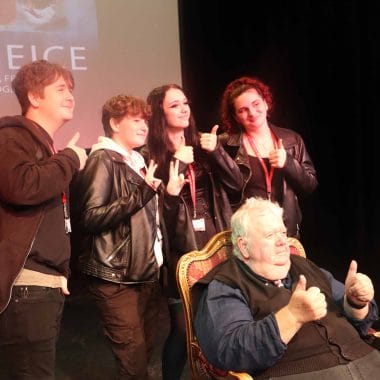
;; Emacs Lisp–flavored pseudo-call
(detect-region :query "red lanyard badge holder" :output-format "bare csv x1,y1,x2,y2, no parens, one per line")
186,163,206,232
246,131,278,200
49,143,71,234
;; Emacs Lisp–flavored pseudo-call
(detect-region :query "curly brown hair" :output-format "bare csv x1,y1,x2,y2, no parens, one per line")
101,94,151,137
12,59,74,116
220,76,273,134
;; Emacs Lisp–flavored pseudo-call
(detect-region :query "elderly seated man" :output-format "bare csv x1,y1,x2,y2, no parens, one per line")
194,197,380,379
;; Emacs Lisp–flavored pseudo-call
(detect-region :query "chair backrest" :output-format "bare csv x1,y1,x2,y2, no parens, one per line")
288,236,306,257
176,230,306,380
176,230,235,379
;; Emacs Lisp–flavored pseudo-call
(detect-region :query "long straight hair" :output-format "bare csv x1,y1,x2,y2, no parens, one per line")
146,84,199,179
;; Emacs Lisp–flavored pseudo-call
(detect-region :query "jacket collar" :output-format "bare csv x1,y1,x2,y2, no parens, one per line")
90,136,146,173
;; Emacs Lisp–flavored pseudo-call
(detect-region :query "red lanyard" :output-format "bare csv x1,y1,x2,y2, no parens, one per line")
186,163,197,218
245,131,278,199
49,142,71,233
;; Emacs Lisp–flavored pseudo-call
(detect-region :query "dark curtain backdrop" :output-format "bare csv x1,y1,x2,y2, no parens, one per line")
178,0,380,294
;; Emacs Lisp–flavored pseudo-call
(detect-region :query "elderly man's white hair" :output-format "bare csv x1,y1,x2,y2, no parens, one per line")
231,197,284,259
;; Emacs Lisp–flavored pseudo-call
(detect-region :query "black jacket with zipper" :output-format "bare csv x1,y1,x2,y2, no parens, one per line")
220,124,318,237
145,143,244,297
73,149,163,283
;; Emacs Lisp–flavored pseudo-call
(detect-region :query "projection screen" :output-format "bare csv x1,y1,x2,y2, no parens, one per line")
0,0,182,148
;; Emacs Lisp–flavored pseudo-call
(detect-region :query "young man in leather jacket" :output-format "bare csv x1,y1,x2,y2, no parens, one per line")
72,94,185,380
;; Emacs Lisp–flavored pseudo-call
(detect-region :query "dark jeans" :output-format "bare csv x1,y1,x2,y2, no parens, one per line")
88,279,160,380
269,349,380,379
0,286,65,380
162,299,187,380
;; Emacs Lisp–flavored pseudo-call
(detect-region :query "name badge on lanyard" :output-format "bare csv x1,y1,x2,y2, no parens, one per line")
192,218,206,231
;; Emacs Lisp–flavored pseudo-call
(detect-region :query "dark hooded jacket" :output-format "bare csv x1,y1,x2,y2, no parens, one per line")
0,115,80,313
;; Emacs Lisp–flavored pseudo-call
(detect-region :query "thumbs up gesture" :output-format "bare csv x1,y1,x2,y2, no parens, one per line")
173,135,194,164
345,260,374,308
287,275,327,323
67,132,87,170
269,138,286,168
200,124,219,152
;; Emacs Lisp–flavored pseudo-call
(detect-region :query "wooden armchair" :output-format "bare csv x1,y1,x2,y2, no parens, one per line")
176,230,306,379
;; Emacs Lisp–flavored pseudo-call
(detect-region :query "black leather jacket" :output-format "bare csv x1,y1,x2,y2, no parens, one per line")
160,144,244,296
220,124,318,237
73,149,162,284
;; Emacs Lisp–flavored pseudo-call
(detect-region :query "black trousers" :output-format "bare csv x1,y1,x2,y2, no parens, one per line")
0,286,64,380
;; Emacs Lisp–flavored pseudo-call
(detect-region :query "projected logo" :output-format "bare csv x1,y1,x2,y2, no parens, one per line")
14,0,60,27
0,0,98,94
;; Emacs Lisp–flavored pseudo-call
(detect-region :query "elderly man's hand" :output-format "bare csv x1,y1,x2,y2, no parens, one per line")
287,275,327,323
345,260,374,308
275,275,327,344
